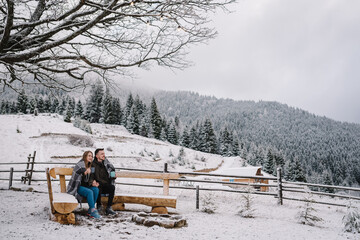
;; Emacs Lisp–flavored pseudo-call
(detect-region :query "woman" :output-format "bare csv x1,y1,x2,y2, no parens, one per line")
67,151,101,219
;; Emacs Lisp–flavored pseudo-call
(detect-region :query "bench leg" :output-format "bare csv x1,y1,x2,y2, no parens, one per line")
151,207,168,214
53,213,75,224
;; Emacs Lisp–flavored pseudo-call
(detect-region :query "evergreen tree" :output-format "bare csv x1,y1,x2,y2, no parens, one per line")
232,133,240,156
85,84,103,123
57,98,66,115
288,158,307,182
139,117,149,137
51,98,59,113
274,154,285,169
160,127,167,141
37,97,44,113
199,119,217,154
189,126,199,150
10,101,17,113
28,98,37,114
127,105,139,134
181,127,191,148
43,98,51,113
112,98,122,125
167,123,178,145
69,97,76,115
0,100,5,114
64,105,72,122
219,127,232,156
75,100,84,118
175,116,180,127
149,97,162,139
264,150,275,174
123,93,134,126
134,95,144,117
16,89,27,113
101,91,114,124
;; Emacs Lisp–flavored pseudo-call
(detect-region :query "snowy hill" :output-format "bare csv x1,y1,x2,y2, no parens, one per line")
0,114,359,239
0,114,233,171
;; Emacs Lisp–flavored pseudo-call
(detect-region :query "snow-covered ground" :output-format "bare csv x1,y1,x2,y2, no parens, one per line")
0,114,359,239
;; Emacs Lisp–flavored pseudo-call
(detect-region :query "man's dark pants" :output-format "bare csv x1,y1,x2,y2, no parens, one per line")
97,183,115,208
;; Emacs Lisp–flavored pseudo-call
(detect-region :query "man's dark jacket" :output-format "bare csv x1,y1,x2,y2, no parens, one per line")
90,158,115,186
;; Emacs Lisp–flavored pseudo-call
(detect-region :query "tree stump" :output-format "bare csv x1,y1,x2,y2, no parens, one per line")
53,213,76,225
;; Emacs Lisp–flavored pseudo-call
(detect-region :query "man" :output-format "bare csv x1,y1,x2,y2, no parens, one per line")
91,148,116,215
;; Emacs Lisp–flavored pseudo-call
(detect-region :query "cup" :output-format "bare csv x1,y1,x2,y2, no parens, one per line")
91,167,95,173
110,171,116,178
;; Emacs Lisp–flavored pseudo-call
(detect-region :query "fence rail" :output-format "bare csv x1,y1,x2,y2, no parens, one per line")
1,157,360,208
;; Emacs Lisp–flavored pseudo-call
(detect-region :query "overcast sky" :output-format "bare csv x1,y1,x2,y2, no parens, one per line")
134,0,360,124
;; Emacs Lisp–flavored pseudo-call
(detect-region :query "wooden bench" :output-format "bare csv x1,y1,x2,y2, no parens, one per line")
46,167,180,224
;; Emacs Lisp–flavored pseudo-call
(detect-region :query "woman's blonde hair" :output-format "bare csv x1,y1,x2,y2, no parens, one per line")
82,151,93,168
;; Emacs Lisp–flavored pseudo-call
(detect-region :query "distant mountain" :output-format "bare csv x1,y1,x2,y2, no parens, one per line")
154,90,360,187
2,85,360,187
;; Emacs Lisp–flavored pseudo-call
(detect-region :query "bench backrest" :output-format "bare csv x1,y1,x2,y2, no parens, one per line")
48,167,181,195
49,167,73,193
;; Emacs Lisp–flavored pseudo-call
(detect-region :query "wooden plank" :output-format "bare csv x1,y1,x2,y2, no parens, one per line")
282,180,360,192
116,171,180,179
49,168,73,178
59,175,66,193
163,179,169,196
46,168,55,214
102,195,177,208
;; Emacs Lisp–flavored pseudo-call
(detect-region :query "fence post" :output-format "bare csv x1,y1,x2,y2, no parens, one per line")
196,185,200,210
28,151,36,185
163,163,168,173
163,163,169,195
277,167,283,205
9,167,14,189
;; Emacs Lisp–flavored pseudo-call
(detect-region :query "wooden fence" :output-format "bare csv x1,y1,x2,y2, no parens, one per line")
1,157,360,209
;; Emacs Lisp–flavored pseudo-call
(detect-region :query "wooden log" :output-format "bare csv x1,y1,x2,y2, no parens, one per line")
116,171,180,180
53,193,78,214
109,203,125,211
49,168,73,178
151,207,168,214
53,202,79,214
102,194,177,208
53,213,76,224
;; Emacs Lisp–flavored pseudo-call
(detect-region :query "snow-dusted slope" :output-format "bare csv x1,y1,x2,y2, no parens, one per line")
0,114,229,172
0,114,359,240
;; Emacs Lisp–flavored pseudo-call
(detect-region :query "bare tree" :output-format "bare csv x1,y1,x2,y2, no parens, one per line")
0,0,234,92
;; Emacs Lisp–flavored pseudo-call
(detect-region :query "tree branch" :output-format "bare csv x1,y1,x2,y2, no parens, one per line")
0,0,14,52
